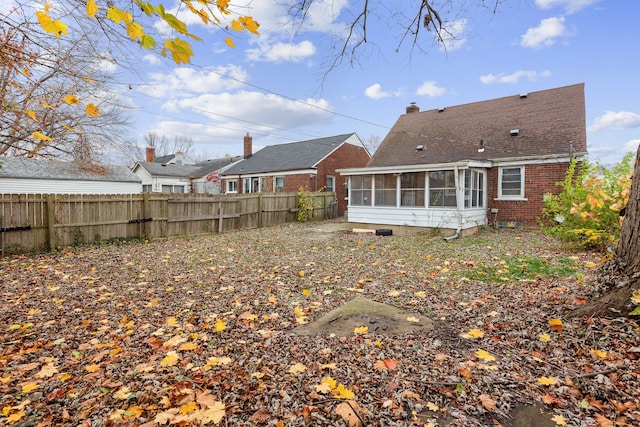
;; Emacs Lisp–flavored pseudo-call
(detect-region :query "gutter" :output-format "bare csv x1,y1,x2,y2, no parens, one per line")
444,165,463,241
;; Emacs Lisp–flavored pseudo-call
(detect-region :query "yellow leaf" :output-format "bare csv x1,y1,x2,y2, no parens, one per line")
406,316,420,323
32,131,53,142
414,291,427,298
299,270,305,277
179,342,197,351
106,6,132,24
59,373,72,382
161,351,179,367
166,317,178,327
289,363,307,374
27,110,37,121
315,382,332,393
353,326,368,335
6,412,26,423
551,414,567,426
321,376,337,390
86,0,98,18
36,6,68,38
332,383,355,400
126,21,144,41
539,333,551,343
224,37,235,48
630,289,640,304
475,349,495,362
85,103,100,117
388,290,400,297
537,376,558,386
199,401,225,424
461,329,484,339
35,363,58,378
268,295,277,303
113,386,131,400
294,306,306,318
214,318,226,332
548,318,563,326
319,363,337,370
590,349,608,359
124,405,143,419
238,16,260,34
1,376,11,383
302,289,310,296
179,401,198,415
21,382,39,393
85,364,100,373
426,401,439,411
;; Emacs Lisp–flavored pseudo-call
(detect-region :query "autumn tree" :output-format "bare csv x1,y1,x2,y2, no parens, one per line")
1,1,259,158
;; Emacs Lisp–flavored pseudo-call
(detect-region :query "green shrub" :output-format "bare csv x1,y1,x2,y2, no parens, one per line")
296,187,315,222
541,154,633,249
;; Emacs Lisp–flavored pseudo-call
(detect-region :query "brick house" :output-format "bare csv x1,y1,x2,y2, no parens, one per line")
338,83,588,235
221,133,371,216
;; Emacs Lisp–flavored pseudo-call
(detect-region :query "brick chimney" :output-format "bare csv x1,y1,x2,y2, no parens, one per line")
146,146,155,162
243,132,252,159
406,102,420,114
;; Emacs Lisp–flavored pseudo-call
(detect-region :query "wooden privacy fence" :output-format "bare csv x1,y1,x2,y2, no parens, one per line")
0,192,337,255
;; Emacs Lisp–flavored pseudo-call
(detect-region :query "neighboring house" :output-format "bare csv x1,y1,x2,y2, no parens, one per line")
0,157,141,194
221,133,371,216
131,148,241,194
338,83,588,235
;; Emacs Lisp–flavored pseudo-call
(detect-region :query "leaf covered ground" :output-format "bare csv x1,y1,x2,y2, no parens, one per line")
1,221,639,427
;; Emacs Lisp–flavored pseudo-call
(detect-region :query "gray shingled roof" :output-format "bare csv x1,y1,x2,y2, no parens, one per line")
369,84,587,167
136,156,243,178
0,157,141,182
223,133,356,175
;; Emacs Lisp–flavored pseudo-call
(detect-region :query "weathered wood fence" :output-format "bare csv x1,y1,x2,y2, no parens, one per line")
0,192,337,255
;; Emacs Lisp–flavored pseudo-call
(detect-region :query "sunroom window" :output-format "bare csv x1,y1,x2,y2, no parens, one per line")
350,175,372,206
428,170,456,207
374,174,397,206
401,172,425,207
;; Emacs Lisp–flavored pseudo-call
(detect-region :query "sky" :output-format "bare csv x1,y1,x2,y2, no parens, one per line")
25,0,640,165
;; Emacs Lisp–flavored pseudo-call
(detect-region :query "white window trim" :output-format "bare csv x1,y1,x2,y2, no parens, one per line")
497,166,527,201
226,180,238,194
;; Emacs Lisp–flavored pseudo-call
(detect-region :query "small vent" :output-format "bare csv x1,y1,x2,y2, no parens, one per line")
509,129,520,136
519,93,528,99
416,145,425,151
437,107,445,112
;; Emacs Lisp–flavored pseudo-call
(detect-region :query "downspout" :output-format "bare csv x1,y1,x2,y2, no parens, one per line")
444,165,463,241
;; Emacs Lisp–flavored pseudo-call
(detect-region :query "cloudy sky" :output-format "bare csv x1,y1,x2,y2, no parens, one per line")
114,0,638,165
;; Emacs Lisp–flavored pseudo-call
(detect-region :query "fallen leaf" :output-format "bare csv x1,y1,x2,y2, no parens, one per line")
475,349,496,362
353,326,368,335
199,401,226,424
551,414,567,426
461,328,484,339
406,316,420,323
478,394,497,410
334,401,362,427
289,363,307,374
21,382,39,393
539,333,551,343
113,386,132,400
593,414,614,427
590,349,608,359
537,376,558,386
388,290,400,297
414,291,427,298
160,351,179,367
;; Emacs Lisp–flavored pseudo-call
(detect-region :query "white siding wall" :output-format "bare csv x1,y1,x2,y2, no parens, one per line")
0,178,141,194
347,206,486,230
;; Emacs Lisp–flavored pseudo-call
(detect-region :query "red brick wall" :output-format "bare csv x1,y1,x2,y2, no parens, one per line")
487,162,573,228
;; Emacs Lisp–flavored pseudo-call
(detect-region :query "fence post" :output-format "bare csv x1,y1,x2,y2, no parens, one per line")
218,200,223,233
142,193,150,238
46,194,56,252
258,193,263,228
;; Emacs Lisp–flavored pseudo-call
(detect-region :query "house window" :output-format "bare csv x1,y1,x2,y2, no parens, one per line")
350,175,372,206
243,177,266,193
274,176,284,192
499,166,524,198
464,170,485,208
375,174,397,206
428,170,456,207
162,185,185,193
226,180,238,193
401,172,425,207
326,176,336,193
142,184,153,193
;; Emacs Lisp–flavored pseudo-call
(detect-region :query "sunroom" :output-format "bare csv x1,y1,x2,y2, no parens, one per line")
339,161,490,235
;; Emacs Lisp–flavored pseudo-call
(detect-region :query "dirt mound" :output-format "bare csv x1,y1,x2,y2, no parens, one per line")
294,297,433,336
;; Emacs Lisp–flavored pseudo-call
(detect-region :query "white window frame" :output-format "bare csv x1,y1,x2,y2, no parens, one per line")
464,169,485,208
226,180,238,193
274,176,284,192
326,175,336,193
498,166,526,200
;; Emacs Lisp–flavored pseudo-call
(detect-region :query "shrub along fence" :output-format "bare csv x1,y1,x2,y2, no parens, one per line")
0,192,337,255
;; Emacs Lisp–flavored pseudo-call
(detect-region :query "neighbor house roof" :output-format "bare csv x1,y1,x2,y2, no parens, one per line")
134,156,243,178
0,157,141,182
223,133,359,175
369,83,587,168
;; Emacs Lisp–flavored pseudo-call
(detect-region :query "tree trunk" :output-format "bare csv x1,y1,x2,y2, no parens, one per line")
571,147,640,318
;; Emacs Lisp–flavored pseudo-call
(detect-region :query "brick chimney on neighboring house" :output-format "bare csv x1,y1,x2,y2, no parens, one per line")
146,146,155,162
406,102,420,114
243,132,252,159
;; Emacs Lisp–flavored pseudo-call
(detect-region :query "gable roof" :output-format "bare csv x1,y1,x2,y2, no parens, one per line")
0,157,141,182
369,83,587,168
223,133,361,175
134,156,243,178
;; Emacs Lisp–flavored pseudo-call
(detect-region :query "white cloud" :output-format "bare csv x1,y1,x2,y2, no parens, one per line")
143,54,162,66
170,90,332,130
416,81,447,97
246,40,316,63
535,0,600,13
364,83,392,100
520,17,568,49
480,70,551,84
143,65,248,98
588,111,640,132
439,19,468,51
625,139,640,154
